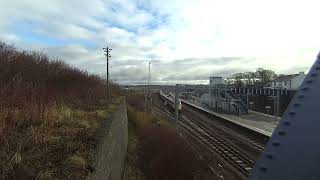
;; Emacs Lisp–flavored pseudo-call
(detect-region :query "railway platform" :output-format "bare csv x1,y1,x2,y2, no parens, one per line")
181,99,279,137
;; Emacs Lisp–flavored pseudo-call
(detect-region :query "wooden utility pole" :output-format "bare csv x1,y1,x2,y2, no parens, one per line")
103,46,112,98
175,84,180,123
148,62,151,98
147,62,151,111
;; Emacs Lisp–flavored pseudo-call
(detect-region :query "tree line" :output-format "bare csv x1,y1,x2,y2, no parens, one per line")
226,68,277,87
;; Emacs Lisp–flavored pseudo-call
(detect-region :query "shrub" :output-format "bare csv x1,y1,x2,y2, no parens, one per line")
0,41,120,139
127,104,207,179
0,40,122,179
126,93,145,111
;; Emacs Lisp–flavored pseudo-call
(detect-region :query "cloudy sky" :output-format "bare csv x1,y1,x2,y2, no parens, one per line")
1,0,319,84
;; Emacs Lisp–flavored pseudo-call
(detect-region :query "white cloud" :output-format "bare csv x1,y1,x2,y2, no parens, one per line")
0,0,319,84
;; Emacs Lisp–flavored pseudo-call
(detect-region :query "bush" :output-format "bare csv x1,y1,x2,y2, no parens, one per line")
0,41,120,139
140,125,205,180
127,104,206,180
0,40,122,179
126,93,145,111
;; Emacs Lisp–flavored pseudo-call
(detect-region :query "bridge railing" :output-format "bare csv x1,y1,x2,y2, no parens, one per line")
229,87,292,96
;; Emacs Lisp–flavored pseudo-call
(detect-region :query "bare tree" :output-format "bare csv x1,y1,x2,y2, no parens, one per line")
243,72,256,86
229,68,277,87
232,73,245,87
255,68,277,87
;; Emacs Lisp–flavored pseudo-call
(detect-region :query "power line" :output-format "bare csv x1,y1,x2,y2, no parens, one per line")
148,61,151,98
103,46,112,98
146,61,151,112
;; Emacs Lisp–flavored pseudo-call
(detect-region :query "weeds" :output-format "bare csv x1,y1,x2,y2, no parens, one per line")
126,95,207,180
0,41,121,137
0,41,122,179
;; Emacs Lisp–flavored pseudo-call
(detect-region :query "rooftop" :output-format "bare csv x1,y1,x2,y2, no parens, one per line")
273,73,303,82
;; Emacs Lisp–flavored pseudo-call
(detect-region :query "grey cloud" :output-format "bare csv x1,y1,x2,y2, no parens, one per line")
159,57,253,66
45,45,91,61
112,66,149,81
282,66,310,74
1,0,313,86
108,57,253,84
111,59,149,66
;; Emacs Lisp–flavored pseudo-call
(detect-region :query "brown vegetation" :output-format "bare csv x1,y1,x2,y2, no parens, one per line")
126,94,208,180
0,41,121,179
126,92,145,111
140,124,206,180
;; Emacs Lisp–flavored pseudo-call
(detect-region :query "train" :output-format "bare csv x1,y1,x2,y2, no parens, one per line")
159,90,182,112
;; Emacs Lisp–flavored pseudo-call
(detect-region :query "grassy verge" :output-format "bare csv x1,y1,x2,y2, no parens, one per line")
125,93,209,180
0,41,123,179
122,120,146,180
1,97,121,179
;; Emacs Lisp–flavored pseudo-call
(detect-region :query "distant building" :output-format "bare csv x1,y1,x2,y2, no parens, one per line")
270,72,306,90
209,77,223,86
224,78,261,86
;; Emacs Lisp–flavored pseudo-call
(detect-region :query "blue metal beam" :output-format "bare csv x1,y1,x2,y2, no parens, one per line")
249,52,320,180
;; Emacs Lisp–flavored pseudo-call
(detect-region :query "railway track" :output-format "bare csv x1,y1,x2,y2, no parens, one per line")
150,103,226,178
151,103,255,177
150,94,264,177
179,114,255,177
151,104,175,121
183,105,265,152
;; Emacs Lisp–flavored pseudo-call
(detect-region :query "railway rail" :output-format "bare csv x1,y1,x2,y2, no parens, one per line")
179,114,255,177
151,93,268,178
183,105,265,152
151,103,255,176
151,103,175,121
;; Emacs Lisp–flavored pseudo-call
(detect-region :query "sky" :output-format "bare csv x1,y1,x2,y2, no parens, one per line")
0,0,319,85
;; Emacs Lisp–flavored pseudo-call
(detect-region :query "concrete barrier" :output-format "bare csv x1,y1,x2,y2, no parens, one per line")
89,99,128,180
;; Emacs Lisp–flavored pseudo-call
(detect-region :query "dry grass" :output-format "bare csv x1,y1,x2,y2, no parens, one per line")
126,94,208,180
123,121,146,180
0,41,122,179
0,96,121,179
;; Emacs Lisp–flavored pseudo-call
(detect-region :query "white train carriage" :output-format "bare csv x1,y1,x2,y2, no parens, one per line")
159,91,182,111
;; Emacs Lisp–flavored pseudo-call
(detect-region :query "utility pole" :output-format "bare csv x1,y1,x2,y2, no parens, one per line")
276,89,280,120
103,46,112,98
146,61,151,111
212,87,214,108
247,91,252,110
247,91,249,109
148,61,151,100
218,86,221,109
175,84,180,123
270,89,280,122
215,87,218,109
228,93,231,113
